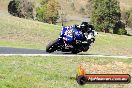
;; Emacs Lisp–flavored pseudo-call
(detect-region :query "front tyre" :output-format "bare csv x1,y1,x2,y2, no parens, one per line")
46,39,59,53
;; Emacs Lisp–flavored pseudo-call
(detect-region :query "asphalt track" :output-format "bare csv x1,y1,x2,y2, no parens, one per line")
0,47,131,58
0,47,45,54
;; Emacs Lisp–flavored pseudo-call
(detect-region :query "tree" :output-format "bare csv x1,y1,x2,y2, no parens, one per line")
8,0,34,19
8,0,19,16
36,4,47,22
113,21,127,35
36,0,59,24
127,11,132,28
125,9,132,28
18,0,34,19
121,9,132,30
91,0,121,32
121,10,130,27
45,0,59,24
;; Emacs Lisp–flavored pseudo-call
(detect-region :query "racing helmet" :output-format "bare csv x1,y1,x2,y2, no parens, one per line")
80,22,89,32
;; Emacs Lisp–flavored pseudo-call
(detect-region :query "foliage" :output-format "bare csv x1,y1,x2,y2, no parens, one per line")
8,0,34,19
8,0,19,16
121,9,132,30
36,0,59,24
113,21,126,35
117,28,127,35
127,11,132,28
36,4,47,22
46,0,60,24
121,10,131,27
91,0,121,33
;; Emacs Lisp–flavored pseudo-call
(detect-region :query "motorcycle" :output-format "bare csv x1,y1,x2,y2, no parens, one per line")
46,25,97,54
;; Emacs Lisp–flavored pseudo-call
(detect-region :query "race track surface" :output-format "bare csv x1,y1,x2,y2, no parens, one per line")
0,47,131,58
0,47,45,54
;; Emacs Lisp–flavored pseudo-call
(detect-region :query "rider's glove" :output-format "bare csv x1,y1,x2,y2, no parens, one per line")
76,40,82,44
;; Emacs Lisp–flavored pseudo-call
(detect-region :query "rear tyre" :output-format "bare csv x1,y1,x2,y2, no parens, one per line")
46,39,59,53
71,49,80,54
82,44,90,52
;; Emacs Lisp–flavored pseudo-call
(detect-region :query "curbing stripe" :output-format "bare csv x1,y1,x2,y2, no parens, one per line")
0,54,131,58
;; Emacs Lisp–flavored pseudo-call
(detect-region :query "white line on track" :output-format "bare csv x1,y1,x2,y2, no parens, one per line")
0,54,131,58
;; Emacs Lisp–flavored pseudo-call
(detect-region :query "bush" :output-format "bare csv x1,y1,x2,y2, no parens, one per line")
36,6,47,22
118,28,127,35
127,12,132,28
121,10,130,27
36,0,59,24
113,21,127,35
8,0,34,19
8,0,19,16
91,0,121,32
121,9,132,30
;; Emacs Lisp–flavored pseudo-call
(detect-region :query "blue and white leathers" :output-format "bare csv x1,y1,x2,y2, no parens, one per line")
60,26,84,43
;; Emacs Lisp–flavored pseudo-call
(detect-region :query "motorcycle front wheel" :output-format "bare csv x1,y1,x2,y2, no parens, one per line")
46,39,59,53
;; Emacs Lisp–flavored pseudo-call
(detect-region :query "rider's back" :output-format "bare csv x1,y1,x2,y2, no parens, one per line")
60,26,84,43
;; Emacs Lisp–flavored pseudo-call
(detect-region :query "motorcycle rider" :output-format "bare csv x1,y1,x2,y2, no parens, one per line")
74,22,95,42
79,22,95,34
60,22,95,47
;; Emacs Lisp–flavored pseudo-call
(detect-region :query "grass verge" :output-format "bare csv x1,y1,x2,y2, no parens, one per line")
0,56,131,88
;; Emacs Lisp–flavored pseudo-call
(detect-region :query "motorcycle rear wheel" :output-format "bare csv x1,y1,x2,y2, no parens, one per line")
71,48,80,54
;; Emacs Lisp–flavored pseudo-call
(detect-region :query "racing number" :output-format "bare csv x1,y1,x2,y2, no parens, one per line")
64,29,73,37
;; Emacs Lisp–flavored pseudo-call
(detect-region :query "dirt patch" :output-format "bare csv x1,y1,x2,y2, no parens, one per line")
80,61,132,87
81,61,132,75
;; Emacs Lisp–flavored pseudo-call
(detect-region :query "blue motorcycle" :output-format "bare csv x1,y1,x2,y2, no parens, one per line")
46,24,97,54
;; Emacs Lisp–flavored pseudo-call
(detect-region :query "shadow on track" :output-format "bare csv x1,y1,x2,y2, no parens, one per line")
0,47,97,56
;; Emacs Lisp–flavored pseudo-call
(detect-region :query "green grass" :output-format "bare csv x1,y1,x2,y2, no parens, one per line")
0,11,132,56
0,12,61,50
0,56,131,88
87,33,132,56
